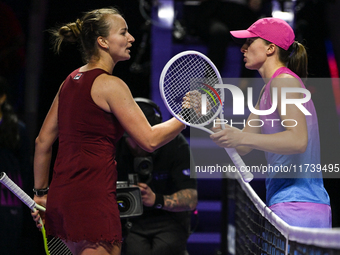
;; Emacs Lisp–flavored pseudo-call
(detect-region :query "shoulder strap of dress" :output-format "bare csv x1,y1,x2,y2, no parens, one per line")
267,67,305,89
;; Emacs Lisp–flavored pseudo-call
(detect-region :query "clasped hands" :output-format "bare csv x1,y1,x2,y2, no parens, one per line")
182,90,244,149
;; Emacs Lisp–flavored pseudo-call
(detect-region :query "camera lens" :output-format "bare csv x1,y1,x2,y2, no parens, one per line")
117,196,131,213
140,161,150,170
116,186,143,218
134,157,153,176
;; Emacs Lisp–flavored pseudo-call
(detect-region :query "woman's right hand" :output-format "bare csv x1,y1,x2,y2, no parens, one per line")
182,90,212,118
210,124,244,149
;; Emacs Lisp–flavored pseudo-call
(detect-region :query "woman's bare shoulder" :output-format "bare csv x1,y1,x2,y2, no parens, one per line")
271,73,301,88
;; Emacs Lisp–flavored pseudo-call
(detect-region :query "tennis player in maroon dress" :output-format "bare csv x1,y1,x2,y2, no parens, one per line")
32,8,185,255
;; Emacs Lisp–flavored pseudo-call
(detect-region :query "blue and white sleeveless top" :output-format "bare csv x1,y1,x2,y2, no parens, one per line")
259,67,330,207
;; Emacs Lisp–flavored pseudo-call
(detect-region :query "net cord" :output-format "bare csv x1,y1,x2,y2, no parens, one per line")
232,171,340,250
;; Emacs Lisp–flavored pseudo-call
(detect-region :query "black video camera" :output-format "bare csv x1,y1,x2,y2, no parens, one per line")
117,177,143,218
133,156,153,184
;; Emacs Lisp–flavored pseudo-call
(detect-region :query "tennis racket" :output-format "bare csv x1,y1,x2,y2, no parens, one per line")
159,50,253,183
0,172,72,255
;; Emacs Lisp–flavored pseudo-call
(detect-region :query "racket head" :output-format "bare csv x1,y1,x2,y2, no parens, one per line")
159,50,224,127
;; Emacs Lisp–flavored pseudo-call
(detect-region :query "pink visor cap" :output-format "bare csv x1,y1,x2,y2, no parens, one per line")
230,17,295,50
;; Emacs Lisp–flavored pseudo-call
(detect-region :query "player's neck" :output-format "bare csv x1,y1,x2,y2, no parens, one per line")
86,57,115,74
259,60,285,82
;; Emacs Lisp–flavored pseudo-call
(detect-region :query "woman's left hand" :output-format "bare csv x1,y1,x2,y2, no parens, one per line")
31,195,47,229
210,125,244,148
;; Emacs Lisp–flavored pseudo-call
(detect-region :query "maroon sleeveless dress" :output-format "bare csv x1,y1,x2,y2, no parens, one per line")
45,68,124,244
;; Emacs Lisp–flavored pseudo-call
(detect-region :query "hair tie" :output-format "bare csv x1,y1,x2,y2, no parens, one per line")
288,41,298,58
76,19,83,31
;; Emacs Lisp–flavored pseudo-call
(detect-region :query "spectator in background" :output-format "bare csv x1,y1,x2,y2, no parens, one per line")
0,1,26,114
0,76,30,254
184,0,269,98
194,0,262,71
116,98,197,255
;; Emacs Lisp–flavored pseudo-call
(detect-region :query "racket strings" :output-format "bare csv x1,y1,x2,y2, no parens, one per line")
48,237,72,255
163,54,222,126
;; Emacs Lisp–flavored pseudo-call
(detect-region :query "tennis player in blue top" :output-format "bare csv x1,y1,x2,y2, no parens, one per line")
211,17,331,228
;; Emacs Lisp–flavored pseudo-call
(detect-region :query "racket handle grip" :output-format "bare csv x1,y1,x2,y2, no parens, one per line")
0,172,36,210
224,148,254,182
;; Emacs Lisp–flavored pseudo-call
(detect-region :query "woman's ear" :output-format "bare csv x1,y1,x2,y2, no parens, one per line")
97,36,109,50
266,44,276,55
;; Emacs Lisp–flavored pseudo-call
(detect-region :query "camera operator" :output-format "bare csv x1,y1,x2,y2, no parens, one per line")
116,98,197,255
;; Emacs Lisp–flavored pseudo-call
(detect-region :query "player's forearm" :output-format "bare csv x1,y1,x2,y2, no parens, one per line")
241,129,307,155
33,140,52,189
147,118,186,152
234,145,253,156
162,189,197,212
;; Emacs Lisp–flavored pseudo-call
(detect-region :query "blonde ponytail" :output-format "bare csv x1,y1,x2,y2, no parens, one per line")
49,7,121,61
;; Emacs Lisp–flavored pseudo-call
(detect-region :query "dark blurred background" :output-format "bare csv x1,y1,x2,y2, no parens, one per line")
1,0,340,254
